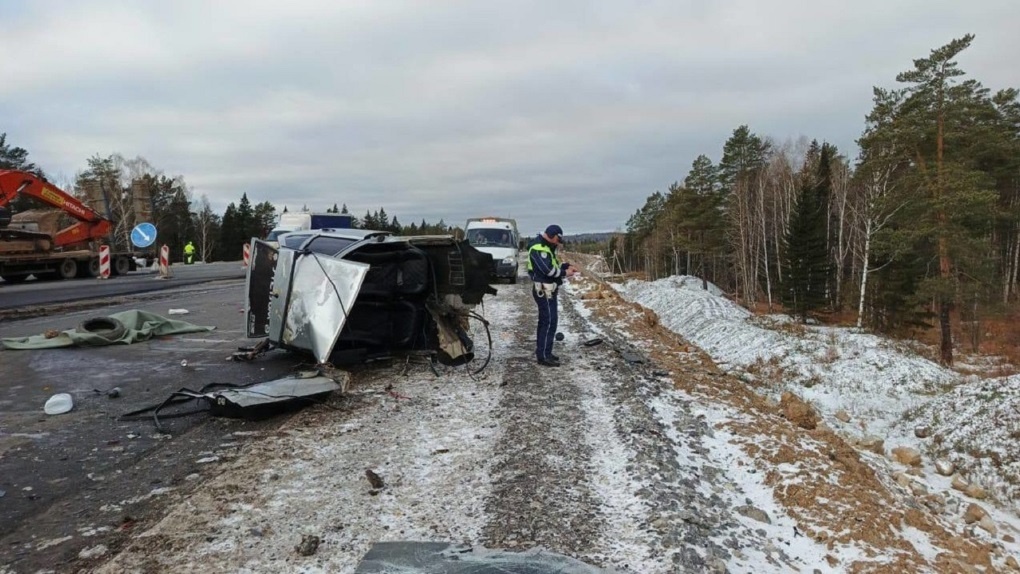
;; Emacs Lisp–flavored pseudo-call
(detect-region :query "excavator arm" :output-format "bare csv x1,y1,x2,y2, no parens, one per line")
0,170,112,248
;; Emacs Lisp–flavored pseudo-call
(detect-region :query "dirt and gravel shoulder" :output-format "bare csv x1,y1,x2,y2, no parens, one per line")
63,262,1020,573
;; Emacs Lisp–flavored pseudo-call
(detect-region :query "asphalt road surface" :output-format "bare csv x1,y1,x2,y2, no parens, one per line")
0,261,248,313
0,271,313,573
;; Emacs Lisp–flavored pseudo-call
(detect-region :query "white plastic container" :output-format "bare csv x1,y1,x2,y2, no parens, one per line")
44,393,73,415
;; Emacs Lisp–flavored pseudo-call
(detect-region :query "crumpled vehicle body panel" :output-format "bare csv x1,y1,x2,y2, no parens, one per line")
245,231,495,365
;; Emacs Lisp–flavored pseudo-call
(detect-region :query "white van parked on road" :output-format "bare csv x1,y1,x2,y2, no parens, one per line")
465,217,520,283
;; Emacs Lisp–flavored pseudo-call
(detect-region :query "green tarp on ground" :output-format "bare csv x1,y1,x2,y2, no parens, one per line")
0,310,215,350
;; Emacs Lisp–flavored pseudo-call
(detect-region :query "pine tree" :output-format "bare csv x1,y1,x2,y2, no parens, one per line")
783,144,833,321
889,34,999,364
718,125,769,192
168,188,194,260
684,155,719,195
682,155,727,285
990,88,1020,304
0,131,42,224
253,201,277,239
0,132,42,214
236,194,255,243
218,203,241,260
0,133,32,168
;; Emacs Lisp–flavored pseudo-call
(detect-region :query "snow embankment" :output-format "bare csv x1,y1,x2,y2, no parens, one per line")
617,275,1020,508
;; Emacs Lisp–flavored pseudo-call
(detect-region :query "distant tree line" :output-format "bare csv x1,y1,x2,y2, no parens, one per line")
0,139,458,264
615,35,1020,366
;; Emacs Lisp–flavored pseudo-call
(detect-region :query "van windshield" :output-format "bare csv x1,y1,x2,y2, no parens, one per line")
467,228,515,248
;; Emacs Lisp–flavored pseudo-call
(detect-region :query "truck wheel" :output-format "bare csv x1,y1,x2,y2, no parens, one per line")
510,274,518,284
113,256,132,276
86,258,101,277
58,258,78,280
76,317,127,341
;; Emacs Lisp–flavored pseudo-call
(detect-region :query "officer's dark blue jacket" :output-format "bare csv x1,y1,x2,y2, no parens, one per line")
527,235,570,285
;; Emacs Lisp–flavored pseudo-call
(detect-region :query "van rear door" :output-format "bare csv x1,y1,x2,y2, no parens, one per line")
245,239,370,364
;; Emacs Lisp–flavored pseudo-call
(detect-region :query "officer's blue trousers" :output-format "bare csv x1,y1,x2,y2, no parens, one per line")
533,287,558,360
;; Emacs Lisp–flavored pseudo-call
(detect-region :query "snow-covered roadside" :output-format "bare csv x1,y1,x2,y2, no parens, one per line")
617,275,957,439
93,297,519,574
609,273,1020,566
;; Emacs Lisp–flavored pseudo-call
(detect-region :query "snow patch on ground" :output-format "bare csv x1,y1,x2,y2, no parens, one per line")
653,396,837,572
617,274,1020,524
618,276,955,436
575,368,658,571
906,374,1020,503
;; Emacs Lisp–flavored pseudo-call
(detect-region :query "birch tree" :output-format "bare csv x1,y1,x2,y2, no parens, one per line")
193,195,220,262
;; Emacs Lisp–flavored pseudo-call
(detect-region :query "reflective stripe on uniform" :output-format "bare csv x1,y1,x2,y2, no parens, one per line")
527,242,560,275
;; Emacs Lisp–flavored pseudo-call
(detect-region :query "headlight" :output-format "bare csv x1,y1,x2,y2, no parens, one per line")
502,256,516,264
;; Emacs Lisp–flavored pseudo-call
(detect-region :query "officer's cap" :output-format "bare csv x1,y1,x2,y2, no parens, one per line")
545,225,563,240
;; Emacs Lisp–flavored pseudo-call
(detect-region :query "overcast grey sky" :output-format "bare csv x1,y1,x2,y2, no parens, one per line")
2,1,1018,235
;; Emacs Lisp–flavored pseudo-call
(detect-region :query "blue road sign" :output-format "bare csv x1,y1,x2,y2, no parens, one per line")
131,222,158,248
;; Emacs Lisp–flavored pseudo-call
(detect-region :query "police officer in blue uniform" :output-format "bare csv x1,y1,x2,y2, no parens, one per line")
527,224,577,367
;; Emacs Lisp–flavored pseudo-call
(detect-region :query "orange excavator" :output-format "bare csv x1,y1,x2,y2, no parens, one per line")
0,170,140,282
0,170,112,247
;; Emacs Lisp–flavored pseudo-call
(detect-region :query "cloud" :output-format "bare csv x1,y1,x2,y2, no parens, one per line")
2,0,1018,234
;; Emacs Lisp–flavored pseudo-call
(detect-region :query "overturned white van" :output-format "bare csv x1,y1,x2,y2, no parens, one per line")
245,229,496,367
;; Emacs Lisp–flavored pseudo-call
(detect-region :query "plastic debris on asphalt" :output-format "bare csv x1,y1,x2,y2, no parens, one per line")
44,393,73,415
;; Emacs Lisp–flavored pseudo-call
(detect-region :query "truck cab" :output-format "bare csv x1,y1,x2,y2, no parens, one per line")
465,217,520,284
265,212,355,247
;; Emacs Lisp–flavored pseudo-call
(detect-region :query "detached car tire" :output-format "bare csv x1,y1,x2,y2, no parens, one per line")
76,317,127,341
